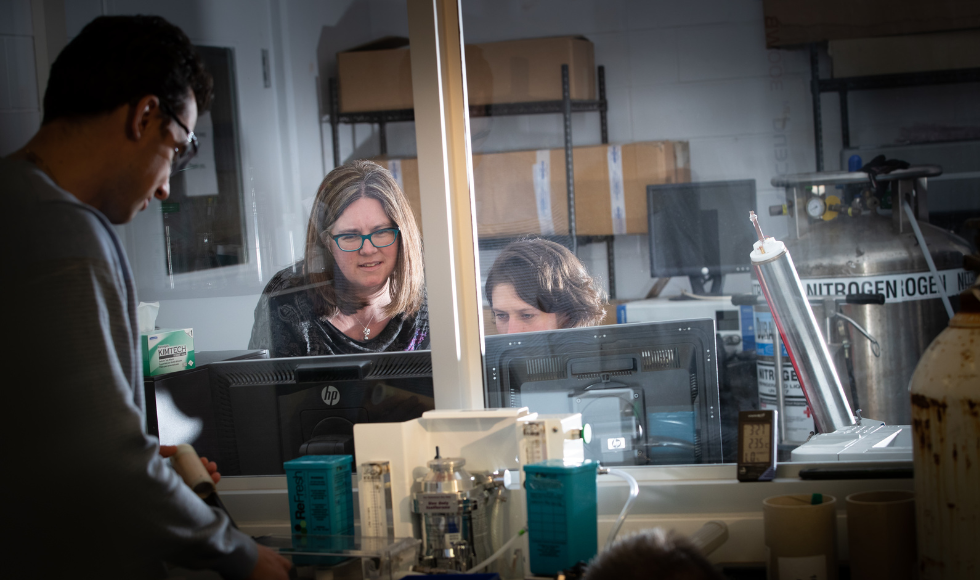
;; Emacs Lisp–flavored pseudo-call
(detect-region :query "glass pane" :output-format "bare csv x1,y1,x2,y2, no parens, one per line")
76,1,429,361
42,2,433,470
461,2,979,465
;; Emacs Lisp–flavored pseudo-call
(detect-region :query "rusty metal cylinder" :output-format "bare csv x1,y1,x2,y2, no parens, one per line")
910,299,980,580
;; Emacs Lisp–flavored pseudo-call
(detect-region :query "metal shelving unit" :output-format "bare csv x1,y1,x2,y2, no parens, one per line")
808,43,980,171
326,65,622,297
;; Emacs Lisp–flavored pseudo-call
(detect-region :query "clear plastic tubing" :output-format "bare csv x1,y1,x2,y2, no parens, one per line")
749,212,856,433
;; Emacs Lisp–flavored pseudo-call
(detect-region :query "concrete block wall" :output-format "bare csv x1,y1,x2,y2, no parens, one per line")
0,0,40,156
457,0,980,299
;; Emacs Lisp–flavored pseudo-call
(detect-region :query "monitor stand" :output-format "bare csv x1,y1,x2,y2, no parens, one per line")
687,273,725,296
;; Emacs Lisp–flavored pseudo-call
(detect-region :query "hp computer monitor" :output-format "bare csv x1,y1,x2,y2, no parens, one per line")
209,350,434,475
484,320,722,466
647,179,757,294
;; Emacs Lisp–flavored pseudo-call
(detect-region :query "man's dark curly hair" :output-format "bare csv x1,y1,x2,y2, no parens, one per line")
485,238,606,329
583,529,726,580
43,15,212,124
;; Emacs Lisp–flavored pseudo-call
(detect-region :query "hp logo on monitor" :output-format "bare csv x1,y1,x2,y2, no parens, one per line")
321,386,340,406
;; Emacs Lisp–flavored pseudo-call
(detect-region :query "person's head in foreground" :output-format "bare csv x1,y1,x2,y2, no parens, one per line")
28,15,212,225
305,159,425,318
583,528,726,580
485,238,605,334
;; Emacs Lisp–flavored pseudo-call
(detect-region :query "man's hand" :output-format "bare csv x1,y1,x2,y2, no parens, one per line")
159,445,221,485
247,544,292,580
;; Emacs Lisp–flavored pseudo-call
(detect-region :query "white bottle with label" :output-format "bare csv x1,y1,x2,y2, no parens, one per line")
909,279,980,580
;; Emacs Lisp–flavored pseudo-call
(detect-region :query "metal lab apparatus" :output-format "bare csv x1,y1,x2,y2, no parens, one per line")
749,214,856,434
412,454,501,571
770,167,972,425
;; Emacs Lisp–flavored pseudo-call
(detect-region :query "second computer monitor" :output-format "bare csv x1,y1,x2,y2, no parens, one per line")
484,319,723,466
648,179,757,294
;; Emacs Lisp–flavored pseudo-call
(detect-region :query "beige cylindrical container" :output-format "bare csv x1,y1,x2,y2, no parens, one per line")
170,443,216,499
910,279,980,580
764,493,838,580
845,490,916,580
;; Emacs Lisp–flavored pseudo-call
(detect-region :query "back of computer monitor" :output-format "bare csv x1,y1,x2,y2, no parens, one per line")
484,320,722,466
209,350,434,475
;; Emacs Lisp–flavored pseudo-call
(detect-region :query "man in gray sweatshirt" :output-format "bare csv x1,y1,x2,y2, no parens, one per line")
1,15,291,579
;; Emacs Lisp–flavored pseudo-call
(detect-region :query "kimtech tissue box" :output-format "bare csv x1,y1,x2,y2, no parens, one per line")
142,328,195,377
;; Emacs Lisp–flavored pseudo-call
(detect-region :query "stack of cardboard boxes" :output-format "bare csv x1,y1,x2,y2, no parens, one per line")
337,35,596,111
342,35,691,332
376,140,690,238
341,35,691,237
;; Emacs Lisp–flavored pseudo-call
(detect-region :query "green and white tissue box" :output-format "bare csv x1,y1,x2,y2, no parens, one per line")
142,328,195,377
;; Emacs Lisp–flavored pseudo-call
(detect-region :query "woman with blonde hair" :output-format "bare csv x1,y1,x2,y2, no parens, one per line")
249,160,427,356
485,238,605,334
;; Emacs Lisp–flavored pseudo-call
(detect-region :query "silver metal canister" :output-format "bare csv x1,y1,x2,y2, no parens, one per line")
749,213,856,433
413,454,499,572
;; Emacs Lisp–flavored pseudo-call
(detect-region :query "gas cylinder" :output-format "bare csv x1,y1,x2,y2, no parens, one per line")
772,167,973,425
909,277,980,580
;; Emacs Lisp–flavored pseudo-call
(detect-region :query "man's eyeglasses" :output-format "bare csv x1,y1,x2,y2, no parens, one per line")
159,101,199,175
323,228,400,252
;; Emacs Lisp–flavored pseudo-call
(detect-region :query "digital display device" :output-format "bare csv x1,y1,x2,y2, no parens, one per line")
208,350,434,475
484,319,723,466
737,409,777,482
741,422,772,463
647,179,758,294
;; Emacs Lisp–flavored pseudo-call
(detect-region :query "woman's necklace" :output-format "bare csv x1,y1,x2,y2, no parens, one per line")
353,309,379,341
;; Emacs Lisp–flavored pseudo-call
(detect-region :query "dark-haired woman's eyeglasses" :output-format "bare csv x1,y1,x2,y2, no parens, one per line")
159,101,199,175
326,228,400,252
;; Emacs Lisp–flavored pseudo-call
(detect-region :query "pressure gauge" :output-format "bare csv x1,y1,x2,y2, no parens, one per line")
806,197,826,219
737,410,777,482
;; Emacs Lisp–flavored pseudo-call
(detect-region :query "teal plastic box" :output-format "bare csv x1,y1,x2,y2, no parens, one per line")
523,459,598,575
284,455,354,566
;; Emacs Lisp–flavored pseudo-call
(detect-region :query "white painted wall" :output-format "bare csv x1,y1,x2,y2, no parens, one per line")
0,0,40,156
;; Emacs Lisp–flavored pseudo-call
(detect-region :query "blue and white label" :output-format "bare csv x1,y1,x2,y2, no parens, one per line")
533,150,555,235
753,268,970,304
607,145,626,235
388,159,404,192
740,305,756,351
754,310,788,357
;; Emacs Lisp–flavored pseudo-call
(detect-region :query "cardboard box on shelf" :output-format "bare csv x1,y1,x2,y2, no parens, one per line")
829,31,980,78
337,37,413,113
371,140,689,239
373,157,422,229
600,300,631,327
571,141,689,236
762,0,980,48
466,36,595,105
483,307,498,337
337,36,595,113
472,149,570,238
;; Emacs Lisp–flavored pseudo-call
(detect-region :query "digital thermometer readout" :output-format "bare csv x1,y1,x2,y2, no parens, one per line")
737,410,777,482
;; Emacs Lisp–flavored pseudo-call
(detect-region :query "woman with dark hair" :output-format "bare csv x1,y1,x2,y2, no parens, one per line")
249,160,428,357
485,238,606,334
